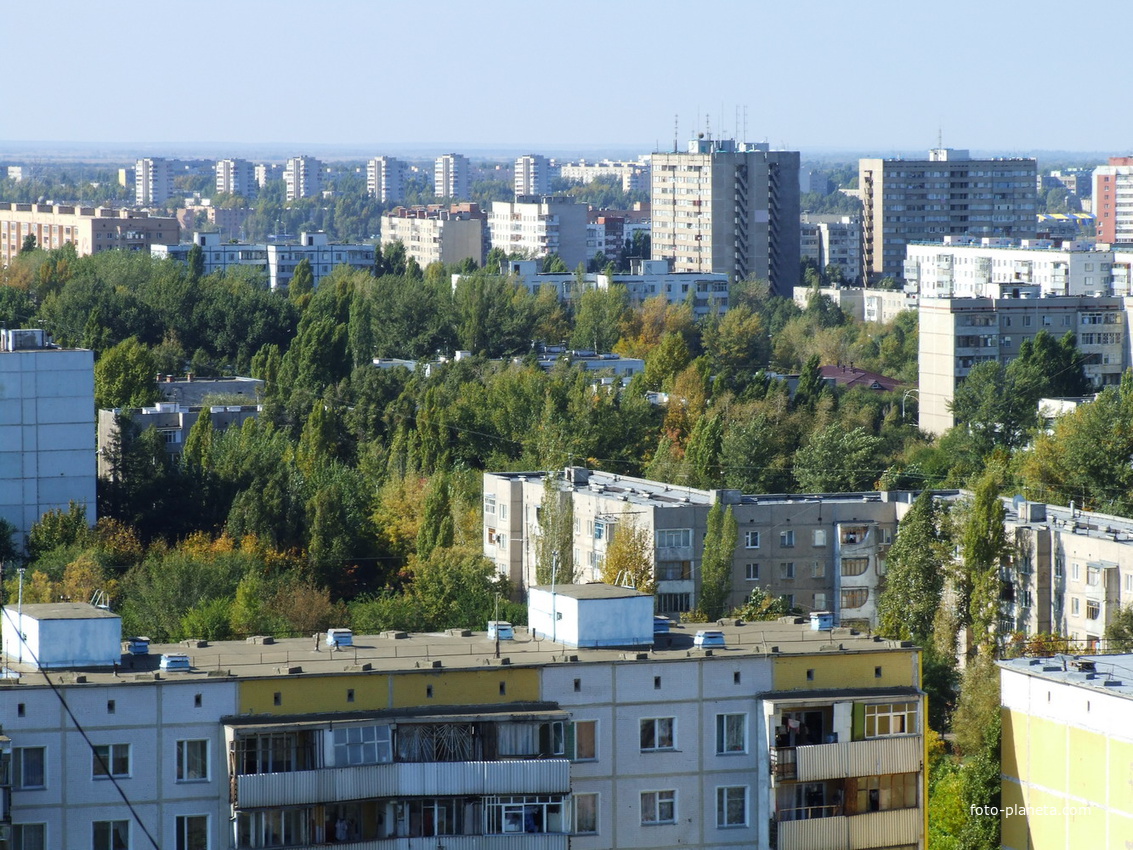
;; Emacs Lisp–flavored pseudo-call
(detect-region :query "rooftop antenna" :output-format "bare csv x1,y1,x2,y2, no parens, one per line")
743,106,748,143
706,113,711,141
938,126,943,149
673,114,679,153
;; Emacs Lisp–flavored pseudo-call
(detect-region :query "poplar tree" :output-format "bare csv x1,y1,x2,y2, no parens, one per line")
698,501,737,620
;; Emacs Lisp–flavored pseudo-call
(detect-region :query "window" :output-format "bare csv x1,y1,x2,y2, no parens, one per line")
657,560,691,580
1087,566,1101,587
1055,557,1064,579
841,558,869,577
13,747,45,789
841,588,868,609
779,530,795,548
93,744,130,779
864,702,918,737
486,795,565,833
745,563,759,581
499,503,508,521
175,816,208,850
641,790,676,824
570,720,597,761
716,786,748,828
1072,562,1081,580
715,714,746,754
813,529,826,547
93,821,130,850
744,531,760,549
1086,600,1101,620
484,494,496,515
13,824,46,850
811,561,825,578
333,725,392,766
640,717,675,751
845,772,919,814
656,529,692,548
574,793,598,834
176,740,209,781
814,592,827,610
779,562,795,580
1072,597,1080,616
657,592,691,612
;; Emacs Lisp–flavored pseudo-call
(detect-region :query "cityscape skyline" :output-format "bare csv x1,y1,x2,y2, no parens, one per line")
5,0,1133,155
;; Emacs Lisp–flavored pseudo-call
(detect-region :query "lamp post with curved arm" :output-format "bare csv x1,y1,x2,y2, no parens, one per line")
901,389,920,422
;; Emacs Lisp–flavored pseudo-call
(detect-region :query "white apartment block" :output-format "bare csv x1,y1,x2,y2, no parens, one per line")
489,196,588,268
904,238,1114,299
215,158,256,197
0,599,926,850
366,156,405,204
0,330,96,545
254,163,283,187
0,202,178,266
651,138,801,296
860,149,1037,282
515,155,553,197
918,295,1129,435
135,157,173,207
559,158,651,193
791,286,916,325
799,213,862,283
434,153,470,199
381,204,485,268
483,468,921,627
284,155,323,201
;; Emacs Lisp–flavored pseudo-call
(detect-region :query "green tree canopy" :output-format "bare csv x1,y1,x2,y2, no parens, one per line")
94,337,159,410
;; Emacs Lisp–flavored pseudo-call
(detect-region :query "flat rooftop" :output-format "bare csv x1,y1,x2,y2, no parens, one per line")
7,603,119,621
1000,654,1133,701
1,619,915,687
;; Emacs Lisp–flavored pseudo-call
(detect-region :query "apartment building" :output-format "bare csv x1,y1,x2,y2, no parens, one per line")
799,213,862,283
1000,653,1133,849
859,149,1037,282
515,154,553,197
284,155,323,201
254,163,284,188
1092,156,1133,245
488,196,588,268
917,294,1129,434
434,153,470,199
135,157,173,206
0,202,179,265
559,158,650,193
903,238,1114,299
791,286,915,324
215,158,256,197
0,597,926,850
382,204,485,268
366,156,405,204
0,330,95,545
651,138,801,296
483,468,925,627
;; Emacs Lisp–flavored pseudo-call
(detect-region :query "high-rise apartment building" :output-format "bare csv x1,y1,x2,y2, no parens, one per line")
1092,156,1133,244
859,149,1037,282
135,157,173,206
434,153,470,199
215,158,256,197
382,203,486,268
366,156,405,203
284,155,323,201
488,196,588,268
515,154,552,197
800,213,862,283
651,138,801,295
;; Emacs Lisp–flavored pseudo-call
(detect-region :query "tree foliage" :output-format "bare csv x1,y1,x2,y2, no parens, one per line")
600,511,654,594
877,492,945,643
698,502,737,620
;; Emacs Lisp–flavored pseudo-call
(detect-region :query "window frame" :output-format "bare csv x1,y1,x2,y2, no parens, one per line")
715,713,747,755
744,531,760,549
92,743,131,780
175,815,208,850
744,563,759,581
573,792,598,835
716,785,748,828
176,739,210,782
639,717,676,752
12,823,46,850
12,746,45,790
92,820,130,850
863,702,918,738
779,530,795,548
570,719,597,761
640,789,677,825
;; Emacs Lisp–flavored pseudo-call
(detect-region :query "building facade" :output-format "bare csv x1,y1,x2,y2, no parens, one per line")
366,157,405,204
489,197,588,269
799,214,862,283
559,159,650,194
284,156,323,201
515,155,553,197
135,157,173,207
859,149,1037,282
0,599,926,850
434,154,470,199
791,286,916,325
216,159,256,198
1092,156,1133,245
382,204,485,268
917,295,1129,434
0,330,96,546
0,203,178,266
651,138,801,296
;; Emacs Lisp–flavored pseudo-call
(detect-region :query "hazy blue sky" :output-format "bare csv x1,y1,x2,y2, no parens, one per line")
3,0,1128,159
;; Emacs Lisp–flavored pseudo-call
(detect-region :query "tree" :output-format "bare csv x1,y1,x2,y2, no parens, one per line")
958,470,1008,657
736,586,797,620
877,491,945,643
698,501,737,620
600,511,654,593
0,518,20,564
416,473,455,560
793,425,881,493
572,286,628,352
20,234,36,254
289,258,314,309
27,502,91,562
949,360,1042,455
1104,605,1133,652
535,474,574,585
186,243,205,283
94,337,160,410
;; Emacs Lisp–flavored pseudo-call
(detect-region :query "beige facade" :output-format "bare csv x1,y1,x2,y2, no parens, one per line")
382,204,485,268
792,286,916,324
515,154,552,197
135,157,173,206
489,196,588,268
0,202,179,265
284,155,323,200
435,153,470,199
215,158,256,197
366,156,405,203
651,138,800,296
917,295,1129,435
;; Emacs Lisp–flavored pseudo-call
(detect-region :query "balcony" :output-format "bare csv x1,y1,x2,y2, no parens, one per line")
235,759,570,809
774,807,921,850
794,736,922,782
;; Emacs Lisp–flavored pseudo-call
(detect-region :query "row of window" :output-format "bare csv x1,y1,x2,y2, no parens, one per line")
12,816,205,850
12,740,207,790
743,557,870,580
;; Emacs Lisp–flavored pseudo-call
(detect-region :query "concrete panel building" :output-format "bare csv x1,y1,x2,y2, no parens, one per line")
0,203,179,266
215,158,256,197
1092,156,1133,245
515,154,553,197
489,196,588,269
135,157,173,207
559,158,650,193
366,156,405,204
800,213,862,283
434,153,470,199
0,329,95,546
284,155,323,201
859,149,1037,282
651,138,800,296
382,203,485,268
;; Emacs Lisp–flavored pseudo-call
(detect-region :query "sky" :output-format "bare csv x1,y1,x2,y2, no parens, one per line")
2,0,1130,161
